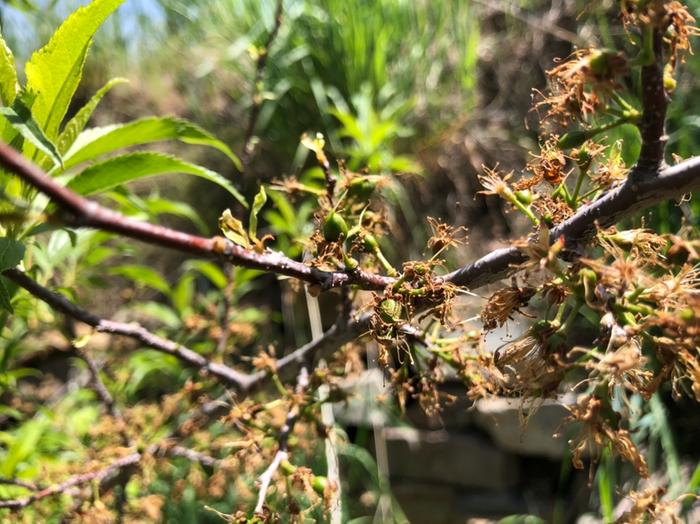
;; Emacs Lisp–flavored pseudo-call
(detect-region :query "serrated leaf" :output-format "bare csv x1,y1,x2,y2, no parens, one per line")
0,32,18,107
0,237,25,272
0,96,63,168
66,152,247,207
249,185,267,241
24,0,125,140
219,208,250,249
56,77,127,156
63,116,241,170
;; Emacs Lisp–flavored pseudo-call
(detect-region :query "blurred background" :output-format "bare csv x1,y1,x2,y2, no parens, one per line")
2,0,700,522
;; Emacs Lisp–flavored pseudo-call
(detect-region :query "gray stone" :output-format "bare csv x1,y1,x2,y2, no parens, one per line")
473,396,573,459
392,481,457,524
385,427,519,489
332,369,391,426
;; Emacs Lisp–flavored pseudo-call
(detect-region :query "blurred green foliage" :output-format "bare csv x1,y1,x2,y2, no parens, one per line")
0,0,700,522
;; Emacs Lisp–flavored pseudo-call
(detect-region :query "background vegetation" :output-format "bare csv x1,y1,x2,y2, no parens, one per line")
1,0,700,522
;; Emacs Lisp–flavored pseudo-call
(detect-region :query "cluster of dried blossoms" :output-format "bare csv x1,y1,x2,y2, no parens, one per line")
448,0,700,508
17,2,700,521
289,1,700,517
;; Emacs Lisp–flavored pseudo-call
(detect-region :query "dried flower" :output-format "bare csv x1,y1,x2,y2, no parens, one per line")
480,284,536,331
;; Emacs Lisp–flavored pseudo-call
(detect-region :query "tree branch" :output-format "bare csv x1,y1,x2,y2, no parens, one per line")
3,268,258,392
637,28,669,172
254,366,309,515
0,142,392,291
443,156,700,288
0,453,142,510
3,267,371,405
0,444,221,511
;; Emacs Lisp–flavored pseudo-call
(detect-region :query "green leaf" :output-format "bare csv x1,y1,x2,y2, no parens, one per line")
0,237,25,271
63,116,241,170
24,0,125,139
249,185,267,241
109,264,170,295
184,260,228,290
56,77,127,156
131,301,181,329
67,152,247,207
0,95,63,168
219,208,250,249
171,273,195,316
0,32,18,107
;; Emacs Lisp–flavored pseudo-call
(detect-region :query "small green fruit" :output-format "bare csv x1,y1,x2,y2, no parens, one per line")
348,177,377,199
378,298,402,324
515,190,534,205
323,211,348,242
680,308,694,322
363,233,380,253
589,49,613,76
311,475,328,494
580,268,598,284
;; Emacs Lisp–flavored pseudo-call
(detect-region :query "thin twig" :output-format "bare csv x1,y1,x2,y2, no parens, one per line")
637,28,669,172
77,349,118,418
254,366,310,515
0,478,40,491
4,142,700,294
241,0,284,171
0,443,221,511
0,453,142,510
3,269,258,392
304,283,342,523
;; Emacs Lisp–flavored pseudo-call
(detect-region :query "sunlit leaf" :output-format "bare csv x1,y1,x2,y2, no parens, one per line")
63,116,241,171
0,95,63,168
249,185,267,241
0,31,18,107
24,0,125,139
184,260,228,290
66,152,247,207
56,77,127,156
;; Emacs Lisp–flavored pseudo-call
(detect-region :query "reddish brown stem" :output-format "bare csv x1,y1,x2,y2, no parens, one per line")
0,142,391,291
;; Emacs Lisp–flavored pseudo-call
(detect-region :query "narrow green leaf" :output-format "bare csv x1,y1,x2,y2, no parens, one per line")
63,116,241,170
109,264,170,295
0,238,25,271
171,273,195,316
0,32,18,106
249,185,267,241
184,260,228,290
24,0,125,139
131,301,182,329
67,152,247,207
57,77,127,155
0,96,63,168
